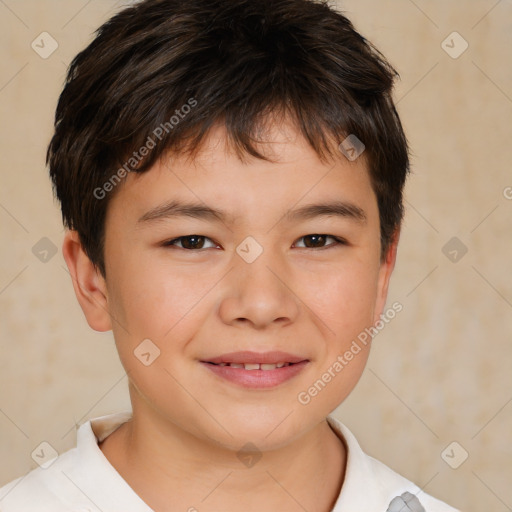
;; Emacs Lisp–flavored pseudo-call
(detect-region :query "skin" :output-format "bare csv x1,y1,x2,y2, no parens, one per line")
63,118,399,512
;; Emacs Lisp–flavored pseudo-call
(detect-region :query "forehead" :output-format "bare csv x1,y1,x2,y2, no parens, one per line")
110,119,377,228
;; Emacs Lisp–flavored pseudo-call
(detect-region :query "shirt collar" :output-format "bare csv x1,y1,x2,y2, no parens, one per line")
73,411,152,511
73,411,417,512
326,414,385,510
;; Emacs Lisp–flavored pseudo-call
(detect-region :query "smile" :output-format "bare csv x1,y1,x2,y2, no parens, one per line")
206,362,293,370
200,351,309,389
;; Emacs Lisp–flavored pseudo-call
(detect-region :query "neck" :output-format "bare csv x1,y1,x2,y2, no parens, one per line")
99,399,346,512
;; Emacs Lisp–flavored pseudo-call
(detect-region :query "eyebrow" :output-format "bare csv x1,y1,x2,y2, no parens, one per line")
137,199,367,225
138,200,237,224
284,200,367,224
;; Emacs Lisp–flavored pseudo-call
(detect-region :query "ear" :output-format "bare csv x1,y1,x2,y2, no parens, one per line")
62,230,112,332
373,227,400,325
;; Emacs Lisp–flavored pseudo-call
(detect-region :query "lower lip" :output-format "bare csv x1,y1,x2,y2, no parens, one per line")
200,361,309,389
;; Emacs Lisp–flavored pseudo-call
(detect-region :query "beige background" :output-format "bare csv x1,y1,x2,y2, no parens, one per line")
1,1,511,511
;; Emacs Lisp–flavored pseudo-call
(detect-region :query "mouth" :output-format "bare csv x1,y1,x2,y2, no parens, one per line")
200,351,310,389
204,361,296,370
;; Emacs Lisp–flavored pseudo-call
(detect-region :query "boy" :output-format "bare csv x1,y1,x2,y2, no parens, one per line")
0,0,460,510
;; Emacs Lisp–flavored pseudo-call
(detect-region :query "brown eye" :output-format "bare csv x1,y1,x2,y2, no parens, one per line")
303,235,328,248
163,235,217,250
294,234,346,249
181,236,206,249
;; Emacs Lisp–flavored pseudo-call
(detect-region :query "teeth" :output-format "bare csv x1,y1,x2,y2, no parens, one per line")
214,362,290,370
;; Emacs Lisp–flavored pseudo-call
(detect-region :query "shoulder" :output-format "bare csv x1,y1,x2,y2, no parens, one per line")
366,454,460,512
0,448,95,512
0,411,138,512
326,415,461,512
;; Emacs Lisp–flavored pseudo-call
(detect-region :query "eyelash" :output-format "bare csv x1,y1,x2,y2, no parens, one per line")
161,234,348,251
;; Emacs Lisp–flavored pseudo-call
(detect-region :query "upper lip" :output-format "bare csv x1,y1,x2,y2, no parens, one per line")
202,351,308,365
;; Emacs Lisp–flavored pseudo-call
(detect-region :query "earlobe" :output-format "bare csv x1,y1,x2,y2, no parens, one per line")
62,230,112,332
373,228,400,325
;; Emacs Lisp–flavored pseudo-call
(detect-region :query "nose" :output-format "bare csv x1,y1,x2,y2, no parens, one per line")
217,248,300,330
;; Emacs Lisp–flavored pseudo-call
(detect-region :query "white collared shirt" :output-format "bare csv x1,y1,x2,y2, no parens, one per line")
0,411,459,511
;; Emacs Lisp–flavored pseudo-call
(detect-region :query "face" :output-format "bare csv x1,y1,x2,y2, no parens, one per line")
74,120,397,452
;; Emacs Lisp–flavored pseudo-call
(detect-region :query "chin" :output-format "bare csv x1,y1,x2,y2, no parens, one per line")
203,406,316,451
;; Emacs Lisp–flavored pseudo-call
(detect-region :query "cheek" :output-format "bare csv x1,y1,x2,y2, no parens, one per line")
106,250,219,359
299,260,380,341
106,263,202,392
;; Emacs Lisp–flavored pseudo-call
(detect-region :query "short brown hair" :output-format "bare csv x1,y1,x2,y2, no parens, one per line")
47,0,410,277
